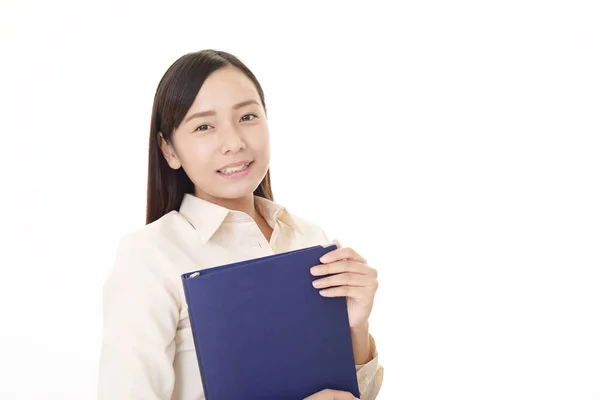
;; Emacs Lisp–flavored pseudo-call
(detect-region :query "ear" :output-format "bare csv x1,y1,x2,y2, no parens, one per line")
158,132,182,170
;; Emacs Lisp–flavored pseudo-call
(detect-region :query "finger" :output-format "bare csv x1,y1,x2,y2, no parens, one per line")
335,392,356,400
320,244,367,264
311,260,371,276
303,389,355,400
319,285,371,299
312,272,375,289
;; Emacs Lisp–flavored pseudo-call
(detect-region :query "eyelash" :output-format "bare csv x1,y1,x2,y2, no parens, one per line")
194,113,259,132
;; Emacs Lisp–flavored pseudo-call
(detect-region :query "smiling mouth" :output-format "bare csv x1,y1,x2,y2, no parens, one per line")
217,161,253,175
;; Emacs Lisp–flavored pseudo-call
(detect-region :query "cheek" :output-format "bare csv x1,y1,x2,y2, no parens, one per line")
247,125,270,151
177,138,215,174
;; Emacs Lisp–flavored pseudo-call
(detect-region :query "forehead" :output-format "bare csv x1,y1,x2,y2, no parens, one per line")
193,66,259,109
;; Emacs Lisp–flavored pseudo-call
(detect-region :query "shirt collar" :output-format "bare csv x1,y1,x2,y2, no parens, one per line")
254,195,302,235
178,193,302,244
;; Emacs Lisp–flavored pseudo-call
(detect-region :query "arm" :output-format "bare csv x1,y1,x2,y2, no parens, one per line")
317,229,384,399
353,332,384,400
97,233,180,400
351,323,372,365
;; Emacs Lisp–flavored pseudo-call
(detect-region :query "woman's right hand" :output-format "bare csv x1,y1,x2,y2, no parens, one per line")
303,389,357,400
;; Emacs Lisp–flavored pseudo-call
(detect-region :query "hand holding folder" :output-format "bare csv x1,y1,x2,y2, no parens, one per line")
182,245,360,400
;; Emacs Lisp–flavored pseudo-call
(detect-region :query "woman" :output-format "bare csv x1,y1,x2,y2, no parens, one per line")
98,49,384,400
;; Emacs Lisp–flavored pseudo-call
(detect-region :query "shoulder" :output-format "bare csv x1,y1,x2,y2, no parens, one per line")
108,211,195,280
122,208,199,248
103,213,185,311
284,210,331,246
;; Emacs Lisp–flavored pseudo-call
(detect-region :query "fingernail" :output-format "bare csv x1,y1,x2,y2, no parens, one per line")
319,255,329,263
312,280,322,288
319,289,329,296
310,266,320,275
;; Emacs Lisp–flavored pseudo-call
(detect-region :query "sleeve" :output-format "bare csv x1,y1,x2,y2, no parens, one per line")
318,228,385,399
97,233,180,400
355,334,384,400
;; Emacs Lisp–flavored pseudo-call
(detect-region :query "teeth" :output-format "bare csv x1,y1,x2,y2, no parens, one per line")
219,162,250,174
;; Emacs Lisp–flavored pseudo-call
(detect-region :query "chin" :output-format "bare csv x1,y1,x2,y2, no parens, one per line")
213,181,262,200
215,190,256,200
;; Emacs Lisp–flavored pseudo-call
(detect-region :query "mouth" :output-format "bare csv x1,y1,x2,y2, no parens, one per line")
216,161,253,177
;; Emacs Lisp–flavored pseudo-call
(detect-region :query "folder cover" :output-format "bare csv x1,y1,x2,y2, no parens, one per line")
181,245,360,399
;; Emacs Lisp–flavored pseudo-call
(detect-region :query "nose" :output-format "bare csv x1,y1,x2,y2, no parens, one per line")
219,124,246,154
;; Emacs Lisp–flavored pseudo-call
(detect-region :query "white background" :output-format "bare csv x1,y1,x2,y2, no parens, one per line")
1,0,599,399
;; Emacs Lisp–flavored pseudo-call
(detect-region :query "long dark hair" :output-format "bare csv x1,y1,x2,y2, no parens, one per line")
146,50,273,225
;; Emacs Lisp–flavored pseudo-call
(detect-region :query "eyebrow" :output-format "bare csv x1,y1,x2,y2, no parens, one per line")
183,99,260,123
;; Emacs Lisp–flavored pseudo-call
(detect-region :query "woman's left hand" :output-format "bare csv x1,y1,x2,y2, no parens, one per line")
310,240,378,329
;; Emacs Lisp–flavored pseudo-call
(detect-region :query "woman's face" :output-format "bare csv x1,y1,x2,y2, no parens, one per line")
160,66,270,202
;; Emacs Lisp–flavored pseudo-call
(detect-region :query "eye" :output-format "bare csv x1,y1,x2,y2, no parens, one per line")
194,124,212,132
240,113,258,122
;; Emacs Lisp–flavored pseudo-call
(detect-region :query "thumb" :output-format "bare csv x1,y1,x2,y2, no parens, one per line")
333,239,342,249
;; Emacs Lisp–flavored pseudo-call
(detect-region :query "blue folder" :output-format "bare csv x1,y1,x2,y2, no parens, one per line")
181,245,360,399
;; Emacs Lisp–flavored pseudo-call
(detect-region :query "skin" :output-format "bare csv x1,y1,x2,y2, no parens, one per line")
159,66,378,396
303,388,358,400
